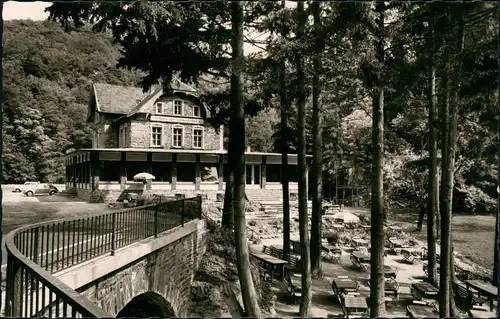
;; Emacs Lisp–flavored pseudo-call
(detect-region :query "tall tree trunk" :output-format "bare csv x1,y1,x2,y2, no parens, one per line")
280,0,291,257
439,18,464,318
427,28,438,287
448,20,464,319
310,0,323,275
296,1,312,316
436,167,441,239
494,1,500,288
438,46,452,319
230,2,261,317
222,135,235,228
449,244,460,318
370,2,386,317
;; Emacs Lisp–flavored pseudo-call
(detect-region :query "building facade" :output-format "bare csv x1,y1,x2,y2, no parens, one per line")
65,80,306,202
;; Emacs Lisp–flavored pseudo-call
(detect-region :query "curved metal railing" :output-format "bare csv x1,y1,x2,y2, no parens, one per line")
4,197,202,318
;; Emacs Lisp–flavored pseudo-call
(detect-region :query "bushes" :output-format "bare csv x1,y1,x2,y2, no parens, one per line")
324,231,340,245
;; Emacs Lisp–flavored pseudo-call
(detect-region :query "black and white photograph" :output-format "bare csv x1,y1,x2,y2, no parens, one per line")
1,1,499,318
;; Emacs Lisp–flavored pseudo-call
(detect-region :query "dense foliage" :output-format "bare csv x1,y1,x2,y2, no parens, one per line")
5,3,497,210
2,20,142,183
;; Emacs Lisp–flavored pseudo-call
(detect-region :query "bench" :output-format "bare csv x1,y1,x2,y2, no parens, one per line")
262,245,272,256
269,246,283,259
252,247,288,280
283,272,302,304
454,282,484,308
267,245,301,273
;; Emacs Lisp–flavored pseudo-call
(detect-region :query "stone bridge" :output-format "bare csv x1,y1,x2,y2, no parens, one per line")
4,197,208,318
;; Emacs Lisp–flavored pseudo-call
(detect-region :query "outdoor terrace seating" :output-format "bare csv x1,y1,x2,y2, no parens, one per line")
341,293,368,318
283,271,302,303
411,282,439,305
406,301,439,318
401,247,427,264
250,246,288,280
453,280,485,309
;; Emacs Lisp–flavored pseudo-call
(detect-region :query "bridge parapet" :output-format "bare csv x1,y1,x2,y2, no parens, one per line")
4,197,202,318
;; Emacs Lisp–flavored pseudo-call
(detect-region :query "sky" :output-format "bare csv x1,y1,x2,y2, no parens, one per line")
2,1,267,55
3,2,50,20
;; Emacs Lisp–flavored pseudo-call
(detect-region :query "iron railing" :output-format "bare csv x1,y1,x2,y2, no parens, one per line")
4,197,202,318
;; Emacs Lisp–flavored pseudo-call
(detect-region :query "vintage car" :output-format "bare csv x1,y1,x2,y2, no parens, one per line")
23,183,59,197
13,181,38,193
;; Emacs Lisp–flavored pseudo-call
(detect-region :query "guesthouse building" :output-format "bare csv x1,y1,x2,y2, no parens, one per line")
64,79,307,202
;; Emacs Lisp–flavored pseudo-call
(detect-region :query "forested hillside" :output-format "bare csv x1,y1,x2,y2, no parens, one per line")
2,20,142,183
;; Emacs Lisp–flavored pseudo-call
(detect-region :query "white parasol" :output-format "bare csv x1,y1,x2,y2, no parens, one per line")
331,212,360,224
133,172,156,181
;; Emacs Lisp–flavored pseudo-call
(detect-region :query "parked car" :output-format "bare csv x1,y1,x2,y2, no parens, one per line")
23,184,59,197
13,181,38,193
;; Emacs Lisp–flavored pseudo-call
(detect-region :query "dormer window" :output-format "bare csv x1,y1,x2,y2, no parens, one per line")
173,100,183,115
193,105,201,117
155,102,164,114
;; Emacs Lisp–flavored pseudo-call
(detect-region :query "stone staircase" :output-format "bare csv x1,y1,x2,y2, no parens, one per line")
245,189,283,202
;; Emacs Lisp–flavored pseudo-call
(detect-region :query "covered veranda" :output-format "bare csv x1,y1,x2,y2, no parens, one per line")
64,148,307,192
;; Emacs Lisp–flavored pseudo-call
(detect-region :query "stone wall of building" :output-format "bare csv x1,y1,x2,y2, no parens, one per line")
127,120,220,150
74,186,296,203
79,220,207,317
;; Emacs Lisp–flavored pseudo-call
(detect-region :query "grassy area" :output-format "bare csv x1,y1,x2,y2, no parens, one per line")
389,209,496,271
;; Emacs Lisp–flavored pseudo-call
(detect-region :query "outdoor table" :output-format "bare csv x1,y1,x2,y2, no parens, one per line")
351,237,368,247
388,237,408,248
351,251,370,263
250,250,288,280
387,237,409,255
321,243,342,254
332,278,359,297
468,305,497,318
411,282,439,303
361,262,396,279
406,304,438,318
343,295,368,318
402,247,426,263
332,224,344,231
464,280,498,311
387,225,402,232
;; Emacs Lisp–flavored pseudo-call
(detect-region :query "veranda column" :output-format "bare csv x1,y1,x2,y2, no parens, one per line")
64,158,69,188
251,165,255,184
171,154,177,191
119,152,126,190
90,151,100,191
72,156,77,188
218,155,224,191
79,156,83,189
146,152,152,190
195,154,201,191
260,155,267,189
83,155,88,189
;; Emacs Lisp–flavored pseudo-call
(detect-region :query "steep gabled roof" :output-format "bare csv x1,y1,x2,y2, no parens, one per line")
126,86,164,117
170,77,198,94
90,79,211,121
92,83,152,114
